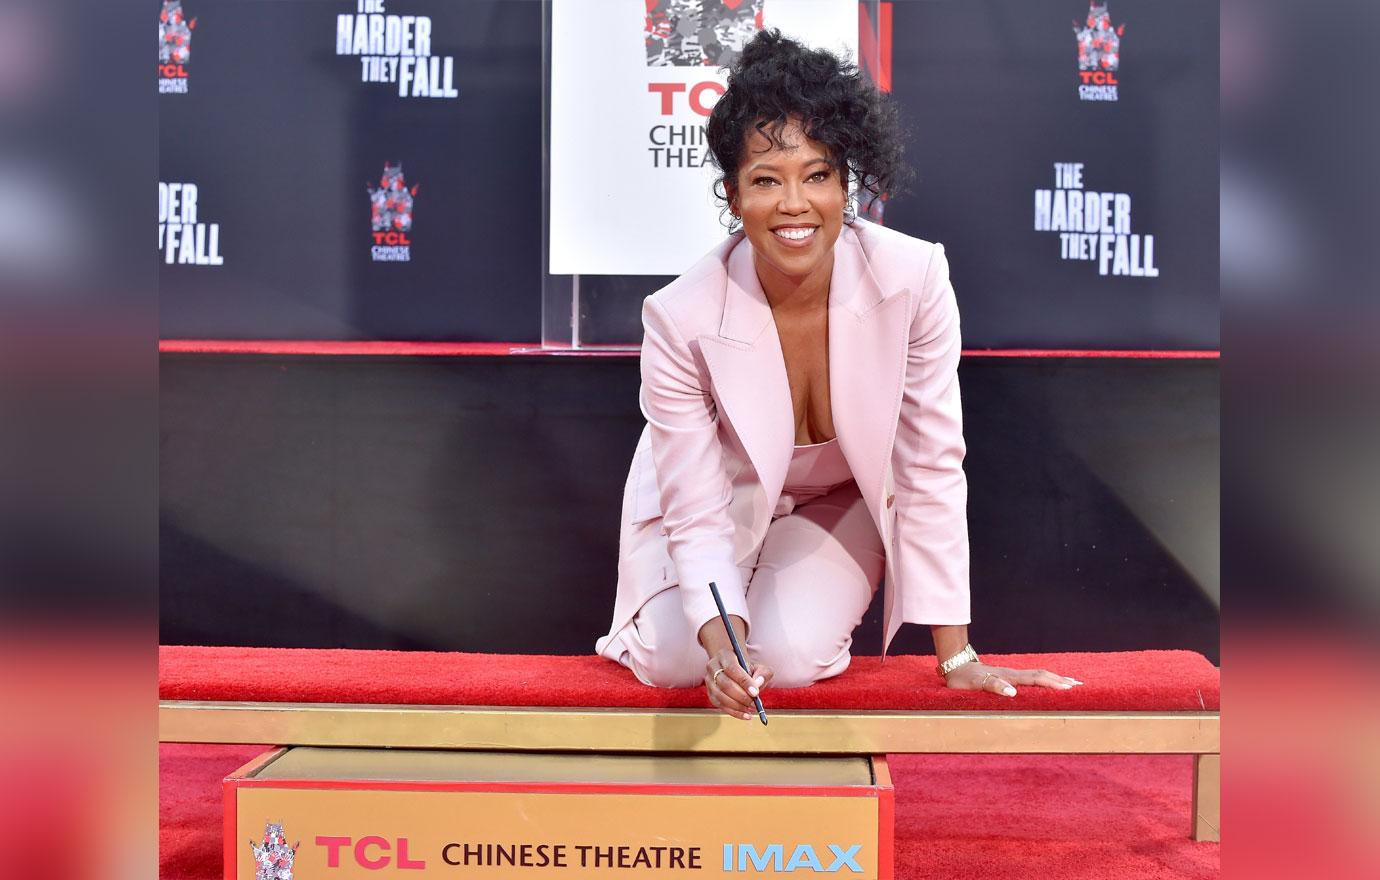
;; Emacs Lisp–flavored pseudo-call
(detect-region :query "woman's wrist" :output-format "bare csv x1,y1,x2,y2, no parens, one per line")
698,614,746,659
931,624,971,666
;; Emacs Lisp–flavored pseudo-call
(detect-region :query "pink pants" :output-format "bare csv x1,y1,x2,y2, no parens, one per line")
607,480,885,689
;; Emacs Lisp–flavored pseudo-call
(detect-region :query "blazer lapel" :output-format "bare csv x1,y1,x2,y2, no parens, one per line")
698,225,911,592
829,224,912,539
828,224,911,657
698,237,795,523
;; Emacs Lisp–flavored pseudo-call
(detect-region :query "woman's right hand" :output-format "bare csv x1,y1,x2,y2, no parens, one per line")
704,649,773,721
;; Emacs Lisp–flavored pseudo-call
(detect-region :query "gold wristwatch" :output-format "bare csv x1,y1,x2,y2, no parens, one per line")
936,643,979,679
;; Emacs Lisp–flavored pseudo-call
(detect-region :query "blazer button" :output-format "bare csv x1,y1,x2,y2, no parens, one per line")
885,494,895,509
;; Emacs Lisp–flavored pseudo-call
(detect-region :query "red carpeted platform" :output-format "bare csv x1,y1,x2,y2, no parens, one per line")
160,646,1219,710
160,743,1218,879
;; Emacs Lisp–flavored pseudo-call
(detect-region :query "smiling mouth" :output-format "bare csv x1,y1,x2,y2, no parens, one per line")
772,226,818,242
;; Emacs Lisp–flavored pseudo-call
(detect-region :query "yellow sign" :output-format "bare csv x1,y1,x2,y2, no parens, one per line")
227,748,892,878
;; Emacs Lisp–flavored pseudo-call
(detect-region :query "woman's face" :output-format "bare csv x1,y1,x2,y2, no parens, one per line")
728,117,848,285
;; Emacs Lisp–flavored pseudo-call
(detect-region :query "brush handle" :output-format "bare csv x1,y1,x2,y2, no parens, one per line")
708,582,769,725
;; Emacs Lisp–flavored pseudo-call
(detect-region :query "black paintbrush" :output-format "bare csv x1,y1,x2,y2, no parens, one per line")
708,581,768,725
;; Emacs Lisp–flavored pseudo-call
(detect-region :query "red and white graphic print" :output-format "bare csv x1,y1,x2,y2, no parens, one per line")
368,162,418,262
1073,1,1125,102
158,1,197,94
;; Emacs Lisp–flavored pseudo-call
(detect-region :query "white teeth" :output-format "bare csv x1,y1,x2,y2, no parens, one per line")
774,227,816,241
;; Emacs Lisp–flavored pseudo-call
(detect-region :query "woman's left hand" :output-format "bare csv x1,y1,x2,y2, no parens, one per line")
944,661,1083,697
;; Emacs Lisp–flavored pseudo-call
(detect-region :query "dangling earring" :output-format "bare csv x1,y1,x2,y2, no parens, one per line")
843,202,857,224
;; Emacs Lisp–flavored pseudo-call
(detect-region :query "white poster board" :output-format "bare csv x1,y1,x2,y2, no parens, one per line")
549,0,857,276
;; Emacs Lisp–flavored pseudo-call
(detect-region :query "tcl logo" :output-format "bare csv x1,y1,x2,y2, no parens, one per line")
316,836,427,870
1078,70,1119,85
648,82,725,116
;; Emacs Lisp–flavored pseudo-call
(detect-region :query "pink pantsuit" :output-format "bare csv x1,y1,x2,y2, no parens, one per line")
596,218,971,686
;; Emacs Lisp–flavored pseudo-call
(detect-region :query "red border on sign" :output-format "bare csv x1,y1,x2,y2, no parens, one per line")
224,748,289,880
873,755,895,880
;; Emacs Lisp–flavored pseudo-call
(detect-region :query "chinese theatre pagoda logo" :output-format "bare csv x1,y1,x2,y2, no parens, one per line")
250,822,299,880
368,162,417,262
158,1,197,94
1073,1,1125,102
645,0,763,67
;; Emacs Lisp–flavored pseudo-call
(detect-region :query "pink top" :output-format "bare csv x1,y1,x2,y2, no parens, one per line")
773,436,855,517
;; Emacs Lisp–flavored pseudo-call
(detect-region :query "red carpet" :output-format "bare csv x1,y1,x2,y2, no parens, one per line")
160,646,1218,711
161,744,1217,879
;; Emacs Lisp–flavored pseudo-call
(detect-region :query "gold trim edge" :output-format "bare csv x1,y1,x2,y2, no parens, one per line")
160,701,1219,754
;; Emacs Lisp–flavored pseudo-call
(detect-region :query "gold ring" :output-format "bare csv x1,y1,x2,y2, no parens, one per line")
981,671,995,685
712,668,725,687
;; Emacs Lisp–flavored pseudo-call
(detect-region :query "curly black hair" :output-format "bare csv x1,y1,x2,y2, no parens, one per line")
705,28,913,231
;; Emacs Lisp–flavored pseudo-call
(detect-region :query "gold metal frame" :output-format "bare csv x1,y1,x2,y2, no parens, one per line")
161,700,1216,753
162,700,1219,841
1192,754,1221,842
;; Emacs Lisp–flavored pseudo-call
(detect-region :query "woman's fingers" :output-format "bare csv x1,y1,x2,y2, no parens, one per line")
704,671,748,719
945,664,1083,697
706,683,743,718
984,672,1017,697
717,655,759,709
1009,667,1084,689
704,652,773,721
705,654,756,720
749,663,773,692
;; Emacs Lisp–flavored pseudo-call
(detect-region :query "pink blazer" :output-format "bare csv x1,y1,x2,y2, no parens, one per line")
596,217,970,661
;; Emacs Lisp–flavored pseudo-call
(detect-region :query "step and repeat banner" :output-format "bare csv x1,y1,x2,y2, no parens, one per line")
159,0,1217,347
549,0,856,276
158,0,542,341
881,0,1218,348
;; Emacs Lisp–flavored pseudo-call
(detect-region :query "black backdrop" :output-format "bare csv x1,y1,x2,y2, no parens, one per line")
160,354,1220,662
160,0,1218,348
